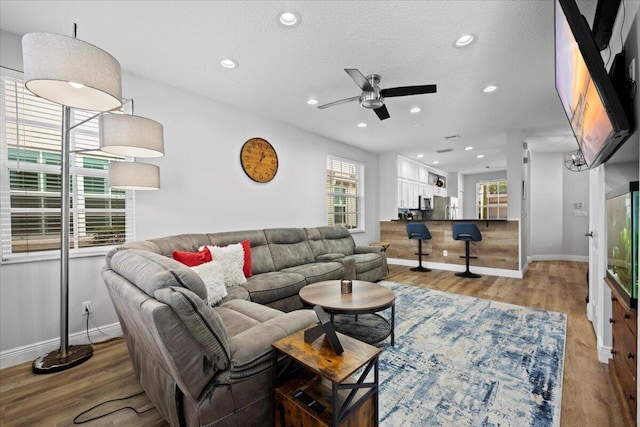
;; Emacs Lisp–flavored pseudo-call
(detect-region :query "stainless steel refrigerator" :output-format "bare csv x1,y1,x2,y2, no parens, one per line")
432,196,458,220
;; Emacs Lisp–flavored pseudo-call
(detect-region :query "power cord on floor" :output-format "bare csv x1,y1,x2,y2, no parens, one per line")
73,390,154,424
84,309,94,345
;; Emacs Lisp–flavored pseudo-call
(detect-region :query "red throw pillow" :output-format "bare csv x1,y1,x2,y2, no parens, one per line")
240,239,252,278
173,247,212,267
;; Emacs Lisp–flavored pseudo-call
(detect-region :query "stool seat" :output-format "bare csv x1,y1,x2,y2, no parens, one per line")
407,223,431,272
452,223,482,278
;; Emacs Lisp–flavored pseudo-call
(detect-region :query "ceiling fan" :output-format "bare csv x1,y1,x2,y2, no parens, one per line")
317,68,437,120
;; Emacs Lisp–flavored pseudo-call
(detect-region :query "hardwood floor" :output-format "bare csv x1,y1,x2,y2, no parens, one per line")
0,261,625,426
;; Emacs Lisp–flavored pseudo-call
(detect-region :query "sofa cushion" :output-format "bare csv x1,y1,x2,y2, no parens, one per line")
304,227,327,258
243,271,306,305
173,247,212,267
214,306,261,338
109,249,207,300
318,226,356,256
217,286,250,306
191,261,227,305
207,230,275,275
226,309,318,379
154,287,230,373
281,262,344,284
264,228,315,270
316,253,345,261
149,234,212,257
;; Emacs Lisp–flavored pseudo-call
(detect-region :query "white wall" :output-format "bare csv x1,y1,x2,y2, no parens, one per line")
562,162,590,257
0,30,380,363
530,152,564,256
529,151,590,259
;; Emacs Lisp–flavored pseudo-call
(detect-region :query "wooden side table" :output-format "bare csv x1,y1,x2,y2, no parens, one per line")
368,241,390,252
272,328,381,427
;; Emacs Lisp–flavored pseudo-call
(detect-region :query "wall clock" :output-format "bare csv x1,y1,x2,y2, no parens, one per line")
240,137,279,183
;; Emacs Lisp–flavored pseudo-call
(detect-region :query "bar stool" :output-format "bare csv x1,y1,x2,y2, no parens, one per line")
452,223,482,278
407,223,431,272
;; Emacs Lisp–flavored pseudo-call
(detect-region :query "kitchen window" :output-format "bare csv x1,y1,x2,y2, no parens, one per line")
0,69,134,262
326,155,364,231
476,180,508,219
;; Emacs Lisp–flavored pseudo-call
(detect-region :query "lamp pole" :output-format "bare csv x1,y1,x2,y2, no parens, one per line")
60,106,71,358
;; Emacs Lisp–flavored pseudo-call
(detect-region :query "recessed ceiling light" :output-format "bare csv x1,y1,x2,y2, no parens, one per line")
417,154,424,158
465,146,474,151
483,85,498,93
279,11,300,27
307,98,318,105
433,160,440,165
410,106,421,114
357,122,367,128
476,154,485,158
220,59,238,69
455,34,475,47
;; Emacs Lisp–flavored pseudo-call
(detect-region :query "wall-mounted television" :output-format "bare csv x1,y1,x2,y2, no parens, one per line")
554,0,631,169
606,182,638,308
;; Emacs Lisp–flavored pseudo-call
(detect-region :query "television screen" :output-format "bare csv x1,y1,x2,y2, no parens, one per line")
554,0,630,168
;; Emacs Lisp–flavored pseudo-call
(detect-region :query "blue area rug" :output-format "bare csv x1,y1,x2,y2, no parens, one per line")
376,281,566,427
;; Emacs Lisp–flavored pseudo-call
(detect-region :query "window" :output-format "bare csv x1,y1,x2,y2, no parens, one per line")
476,180,508,219
326,155,364,231
0,69,134,261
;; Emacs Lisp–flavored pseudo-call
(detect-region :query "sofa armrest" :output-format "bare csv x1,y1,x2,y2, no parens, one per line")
354,245,383,254
316,253,345,262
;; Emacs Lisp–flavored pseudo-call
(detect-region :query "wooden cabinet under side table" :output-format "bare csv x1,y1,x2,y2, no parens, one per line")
608,277,638,426
272,329,381,427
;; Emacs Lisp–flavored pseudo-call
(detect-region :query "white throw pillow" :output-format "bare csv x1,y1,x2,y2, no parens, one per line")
204,243,247,287
191,260,227,306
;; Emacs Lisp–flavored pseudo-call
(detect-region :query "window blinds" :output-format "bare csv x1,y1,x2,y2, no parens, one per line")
0,70,134,261
326,155,363,230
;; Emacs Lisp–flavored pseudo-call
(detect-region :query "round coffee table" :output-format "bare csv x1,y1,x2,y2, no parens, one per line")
299,280,395,345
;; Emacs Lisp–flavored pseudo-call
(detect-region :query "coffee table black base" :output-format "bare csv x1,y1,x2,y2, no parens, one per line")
333,314,392,345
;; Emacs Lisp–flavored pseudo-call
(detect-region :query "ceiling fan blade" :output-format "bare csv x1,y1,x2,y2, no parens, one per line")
374,105,390,120
381,84,437,97
317,95,360,109
345,68,374,91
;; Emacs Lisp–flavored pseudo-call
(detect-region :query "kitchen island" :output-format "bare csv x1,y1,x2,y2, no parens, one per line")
381,219,520,274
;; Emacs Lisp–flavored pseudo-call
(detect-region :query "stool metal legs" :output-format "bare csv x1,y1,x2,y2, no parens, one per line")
410,239,431,272
455,240,481,278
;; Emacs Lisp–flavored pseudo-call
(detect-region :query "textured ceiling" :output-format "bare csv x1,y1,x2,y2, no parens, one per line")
2,0,625,174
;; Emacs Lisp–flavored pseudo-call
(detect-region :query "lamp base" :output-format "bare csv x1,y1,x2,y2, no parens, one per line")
32,344,93,374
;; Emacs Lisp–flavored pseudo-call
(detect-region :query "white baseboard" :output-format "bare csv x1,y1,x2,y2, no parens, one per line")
0,322,122,370
598,344,613,364
529,254,589,263
387,258,524,279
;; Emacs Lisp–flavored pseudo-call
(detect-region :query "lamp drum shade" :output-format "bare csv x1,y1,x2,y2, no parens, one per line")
109,162,160,190
22,33,122,112
100,114,165,158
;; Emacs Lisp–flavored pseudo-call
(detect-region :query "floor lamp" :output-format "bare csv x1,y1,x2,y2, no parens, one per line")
22,28,164,374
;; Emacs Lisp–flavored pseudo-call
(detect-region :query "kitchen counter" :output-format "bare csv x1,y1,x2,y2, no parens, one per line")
381,220,519,271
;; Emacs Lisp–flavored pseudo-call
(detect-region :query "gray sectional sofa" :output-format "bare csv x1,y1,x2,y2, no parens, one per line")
101,225,387,426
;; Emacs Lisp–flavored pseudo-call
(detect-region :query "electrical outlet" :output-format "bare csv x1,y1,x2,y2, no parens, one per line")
443,250,448,257
82,301,92,315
